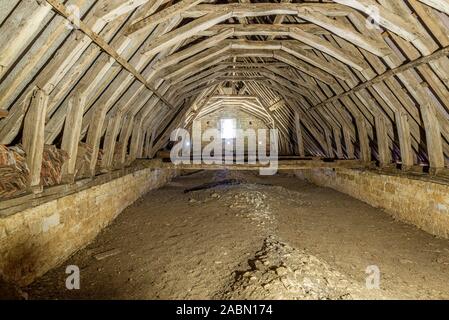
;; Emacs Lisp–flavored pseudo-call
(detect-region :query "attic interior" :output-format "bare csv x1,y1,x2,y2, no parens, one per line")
1,0,449,300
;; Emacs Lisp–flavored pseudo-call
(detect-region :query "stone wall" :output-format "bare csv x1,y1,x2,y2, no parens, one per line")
0,167,177,286
296,169,449,239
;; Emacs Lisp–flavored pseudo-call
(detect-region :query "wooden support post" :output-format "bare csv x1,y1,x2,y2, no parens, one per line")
129,119,143,161
137,128,146,159
102,112,123,170
333,127,344,159
395,111,414,170
343,127,355,159
375,115,391,167
356,117,371,163
22,88,48,192
324,128,334,158
45,0,175,110
294,111,305,157
147,127,157,158
61,89,86,183
420,102,445,174
143,128,151,158
118,116,134,166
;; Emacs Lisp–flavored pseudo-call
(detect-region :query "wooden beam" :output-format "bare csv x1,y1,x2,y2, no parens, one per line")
196,23,325,37
312,45,449,110
153,29,234,71
395,111,414,170
141,10,232,55
334,0,426,44
22,88,49,191
420,94,445,172
216,76,266,82
182,3,352,17
127,0,203,35
356,117,371,162
45,0,175,109
333,127,344,159
324,128,334,158
0,0,51,79
375,115,392,167
141,4,389,58
61,88,87,182
101,112,123,169
267,0,292,41
343,127,355,159
289,27,369,72
295,111,306,157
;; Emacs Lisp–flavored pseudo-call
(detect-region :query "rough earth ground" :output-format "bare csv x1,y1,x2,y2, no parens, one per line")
15,170,449,299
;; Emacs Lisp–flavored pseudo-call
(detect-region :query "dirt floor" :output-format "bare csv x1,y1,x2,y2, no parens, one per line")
21,170,449,299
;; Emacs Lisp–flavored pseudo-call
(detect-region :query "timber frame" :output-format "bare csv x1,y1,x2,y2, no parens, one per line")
0,0,449,192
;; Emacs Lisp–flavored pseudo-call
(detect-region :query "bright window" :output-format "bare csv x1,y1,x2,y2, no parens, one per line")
220,118,236,139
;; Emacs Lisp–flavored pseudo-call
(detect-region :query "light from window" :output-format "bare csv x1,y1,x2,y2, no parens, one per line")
220,118,236,139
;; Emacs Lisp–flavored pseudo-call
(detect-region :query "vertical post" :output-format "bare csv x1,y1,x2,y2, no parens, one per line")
375,115,391,167
22,88,48,192
118,115,134,166
102,112,123,170
129,118,143,161
143,128,150,158
395,110,414,170
343,127,355,159
86,108,108,177
147,127,157,158
324,128,333,158
61,88,86,183
420,101,444,174
356,117,371,162
294,111,305,157
137,128,146,158
333,127,344,159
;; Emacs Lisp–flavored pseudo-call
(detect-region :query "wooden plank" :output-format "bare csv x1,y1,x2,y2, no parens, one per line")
395,111,414,170
334,0,431,53
333,127,344,159
22,88,49,191
295,111,306,157
420,93,445,172
375,115,391,167
140,11,232,55
418,0,449,15
141,3,389,57
61,88,86,182
0,0,52,79
102,112,124,169
343,127,355,159
45,0,175,109
356,117,371,162
324,128,334,158
127,0,203,35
